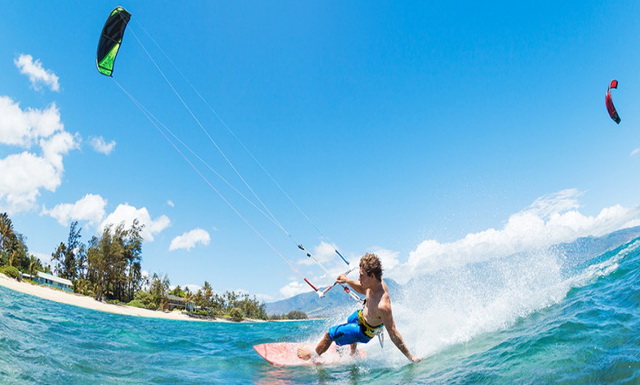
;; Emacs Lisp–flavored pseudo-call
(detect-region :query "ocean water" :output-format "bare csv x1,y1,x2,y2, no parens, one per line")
1,237,640,384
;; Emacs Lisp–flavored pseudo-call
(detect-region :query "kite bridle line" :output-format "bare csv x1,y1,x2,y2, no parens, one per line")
131,19,360,281
114,76,357,301
112,79,323,290
133,19,348,255
105,16,360,301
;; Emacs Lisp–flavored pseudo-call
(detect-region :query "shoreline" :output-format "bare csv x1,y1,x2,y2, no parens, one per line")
0,273,254,323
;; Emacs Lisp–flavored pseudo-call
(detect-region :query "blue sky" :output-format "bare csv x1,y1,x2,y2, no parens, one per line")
1,1,640,301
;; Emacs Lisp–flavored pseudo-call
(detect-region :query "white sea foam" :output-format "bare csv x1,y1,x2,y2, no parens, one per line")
373,239,640,365
357,249,578,365
303,191,640,367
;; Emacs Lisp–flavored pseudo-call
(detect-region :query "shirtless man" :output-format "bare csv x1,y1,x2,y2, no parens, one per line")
297,253,420,363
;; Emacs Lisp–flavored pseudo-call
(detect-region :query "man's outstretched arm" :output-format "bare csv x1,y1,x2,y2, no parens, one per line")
381,308,421,362
336,273,366,295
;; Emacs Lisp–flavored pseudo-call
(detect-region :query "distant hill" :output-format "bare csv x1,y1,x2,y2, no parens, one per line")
265,226,640,316
552,225,640,261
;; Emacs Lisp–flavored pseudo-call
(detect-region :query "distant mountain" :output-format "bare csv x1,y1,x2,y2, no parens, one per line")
553,225,640,261
265,226,640,316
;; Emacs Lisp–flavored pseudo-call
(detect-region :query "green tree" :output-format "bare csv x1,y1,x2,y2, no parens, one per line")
149,273,170,310
211,293,225,315
234,293,267,320
51,242,67,276
170,285,185,298
203,281,213,307
51,221,85,281
121,219,143,302
184,286,193,302
85,221,144,303
223,290,239,313
0,214,26,269
73,279,94,296
129,290,155,309
87,225,123,301
5,236,20,267
286,310,308,320
5,233,29,270
0,266,21,280
27,255,41,278
229,307,244,321
0,213,16,259
193,289,205,309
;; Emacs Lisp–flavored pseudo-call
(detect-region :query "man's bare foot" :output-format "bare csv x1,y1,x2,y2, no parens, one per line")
296,348,312,361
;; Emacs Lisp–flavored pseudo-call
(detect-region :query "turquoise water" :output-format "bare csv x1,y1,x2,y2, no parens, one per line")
1,238,640,384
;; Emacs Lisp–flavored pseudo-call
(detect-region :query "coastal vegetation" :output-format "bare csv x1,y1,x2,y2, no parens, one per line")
0,212,308,321
0,213,48,277
268,310,309,320
185,286,268,320
49,220,272,319
0,266,21,280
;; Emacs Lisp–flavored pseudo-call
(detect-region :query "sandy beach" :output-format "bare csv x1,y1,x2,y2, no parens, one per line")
0,273,213,322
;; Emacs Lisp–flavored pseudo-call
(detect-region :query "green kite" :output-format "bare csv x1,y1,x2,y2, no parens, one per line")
96,6,131,77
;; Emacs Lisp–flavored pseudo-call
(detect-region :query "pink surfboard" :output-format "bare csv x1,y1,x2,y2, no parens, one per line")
253,342,366,366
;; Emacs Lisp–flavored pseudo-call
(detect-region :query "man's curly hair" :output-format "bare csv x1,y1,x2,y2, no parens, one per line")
360,253,383,281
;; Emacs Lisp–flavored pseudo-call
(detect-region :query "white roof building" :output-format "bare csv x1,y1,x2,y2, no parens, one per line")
37,271,73,288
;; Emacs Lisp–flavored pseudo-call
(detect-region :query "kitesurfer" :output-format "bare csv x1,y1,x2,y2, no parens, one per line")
297,253,421,363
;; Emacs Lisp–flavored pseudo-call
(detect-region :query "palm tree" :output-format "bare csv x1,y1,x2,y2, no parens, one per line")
203,281,213,309
0,213,15,254
7,239,17,267
5,235,25,268
28,255,40,278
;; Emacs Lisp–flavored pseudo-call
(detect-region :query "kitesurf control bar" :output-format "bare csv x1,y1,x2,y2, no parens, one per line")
319,265,359,299
298,244,362,303
334,249,350,266
303,278,318,292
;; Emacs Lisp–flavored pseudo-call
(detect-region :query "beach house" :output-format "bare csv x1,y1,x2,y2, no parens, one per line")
167,294,195,312
34,272,73,292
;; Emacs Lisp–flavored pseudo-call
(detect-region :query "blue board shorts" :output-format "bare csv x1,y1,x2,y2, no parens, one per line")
328,310,373,346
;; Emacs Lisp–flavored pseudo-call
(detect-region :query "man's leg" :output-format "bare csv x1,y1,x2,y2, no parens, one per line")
350,342,358,355
297,332,332,361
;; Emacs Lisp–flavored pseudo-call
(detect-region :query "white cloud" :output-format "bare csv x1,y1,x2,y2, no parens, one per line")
526,188,581,219
395,189,640,283
88,136,116,155
367,247,400,273
32,252,53,267
14,54,60,92
631,148,640,157
0,97,64,147
0,152,59,213
255,293,275,302
169,228,211,251
41,131,78,170
42,194,107,226
279,280,314,298
167,200,175,208
184,284,201,293
0,97,79,214
100,204,171,242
